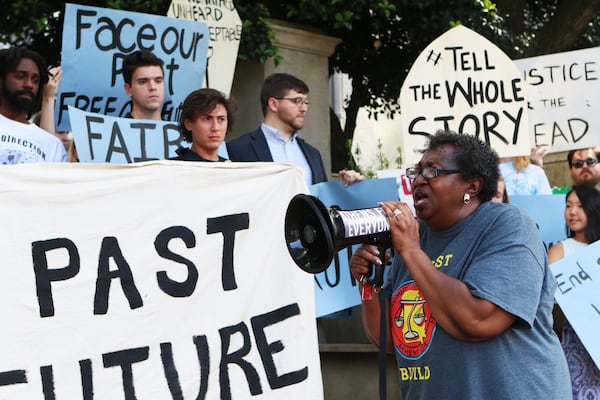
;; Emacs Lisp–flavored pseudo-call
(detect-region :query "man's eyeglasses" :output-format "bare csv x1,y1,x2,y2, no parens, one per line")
405,167,461,180
571,158,598,168
274,97,310,106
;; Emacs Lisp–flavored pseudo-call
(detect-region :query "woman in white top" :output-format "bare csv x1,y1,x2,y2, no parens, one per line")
548,185,600,399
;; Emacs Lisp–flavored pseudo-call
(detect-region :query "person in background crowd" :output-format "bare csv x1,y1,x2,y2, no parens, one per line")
499,155,552,195
226,72,362,187
491,174,509,203
350,130,570,399
548,185,600,399
0,46,67,164
551,147,600,194
122,50,165,120
171,88,235,162
568,147,600,189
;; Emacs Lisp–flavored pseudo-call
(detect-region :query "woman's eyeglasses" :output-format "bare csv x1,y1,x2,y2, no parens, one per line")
406,167,461,180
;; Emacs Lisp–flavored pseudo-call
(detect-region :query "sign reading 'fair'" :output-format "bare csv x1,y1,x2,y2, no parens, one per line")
68,107,183,163
400,25,530,165
0,162,322,399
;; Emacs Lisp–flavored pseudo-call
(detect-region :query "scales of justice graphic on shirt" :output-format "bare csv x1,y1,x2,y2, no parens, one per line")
391,281,437,359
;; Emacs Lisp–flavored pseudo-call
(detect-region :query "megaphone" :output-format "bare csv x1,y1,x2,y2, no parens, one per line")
284,193,392,275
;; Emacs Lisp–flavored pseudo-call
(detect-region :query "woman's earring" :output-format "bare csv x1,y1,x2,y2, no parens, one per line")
463,193,470,204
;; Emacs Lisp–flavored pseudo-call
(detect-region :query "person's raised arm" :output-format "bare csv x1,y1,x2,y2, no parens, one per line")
530,146,548,167
39,66,62,134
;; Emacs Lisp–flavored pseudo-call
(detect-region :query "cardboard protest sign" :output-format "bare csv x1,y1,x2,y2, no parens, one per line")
551,240,600,369
400,25,530,165
168,0,242,95
509,194,567,251
56,3,210,131
309,178,399,317
69,107,182,162
0,161,322,399
514,47,600,152
69,107,229,163
376,169,416,214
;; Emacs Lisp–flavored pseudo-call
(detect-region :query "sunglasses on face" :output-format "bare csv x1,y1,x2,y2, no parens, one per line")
571,158,598,168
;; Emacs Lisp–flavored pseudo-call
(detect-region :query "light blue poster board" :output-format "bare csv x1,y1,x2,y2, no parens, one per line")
309,178,399,317
551,240,600,369
57,3,210,131
69,107,228,162
509,194,567,250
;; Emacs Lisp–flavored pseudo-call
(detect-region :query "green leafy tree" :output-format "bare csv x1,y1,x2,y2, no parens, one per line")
0,0,171,65
255,0,600,170
2,0,599,170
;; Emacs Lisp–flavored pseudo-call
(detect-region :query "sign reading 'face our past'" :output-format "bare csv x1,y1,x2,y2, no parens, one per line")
57,3,210,131
399,25,530,166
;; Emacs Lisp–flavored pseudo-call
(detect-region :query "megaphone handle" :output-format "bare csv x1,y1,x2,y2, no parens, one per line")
370,246,387,289
361,246,387,300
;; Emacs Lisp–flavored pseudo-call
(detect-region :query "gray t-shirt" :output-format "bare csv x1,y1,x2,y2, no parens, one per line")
387,201,571,399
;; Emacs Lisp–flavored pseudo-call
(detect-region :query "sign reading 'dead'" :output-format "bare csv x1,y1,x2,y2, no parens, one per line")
515,47,600,153
400,25,530,165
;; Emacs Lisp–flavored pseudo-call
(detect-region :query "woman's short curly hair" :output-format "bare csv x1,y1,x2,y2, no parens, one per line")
422,130,499,203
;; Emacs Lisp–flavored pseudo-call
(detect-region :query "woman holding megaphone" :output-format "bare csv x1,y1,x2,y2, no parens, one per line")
349,130,570,400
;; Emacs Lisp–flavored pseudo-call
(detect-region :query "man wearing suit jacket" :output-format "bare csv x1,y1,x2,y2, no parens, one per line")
227,73,361,187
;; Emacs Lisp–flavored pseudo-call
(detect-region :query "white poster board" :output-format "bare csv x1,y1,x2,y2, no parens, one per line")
400,25,530,165
0,162,322,399
168,0,242,95
514,47,600,152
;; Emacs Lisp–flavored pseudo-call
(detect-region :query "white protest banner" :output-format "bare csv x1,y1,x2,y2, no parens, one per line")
552,240,600,369
168,0,242,95
0,162,322,399
68,107,228,163
514,47,600,152
56,3,210,131
400,25,530,165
